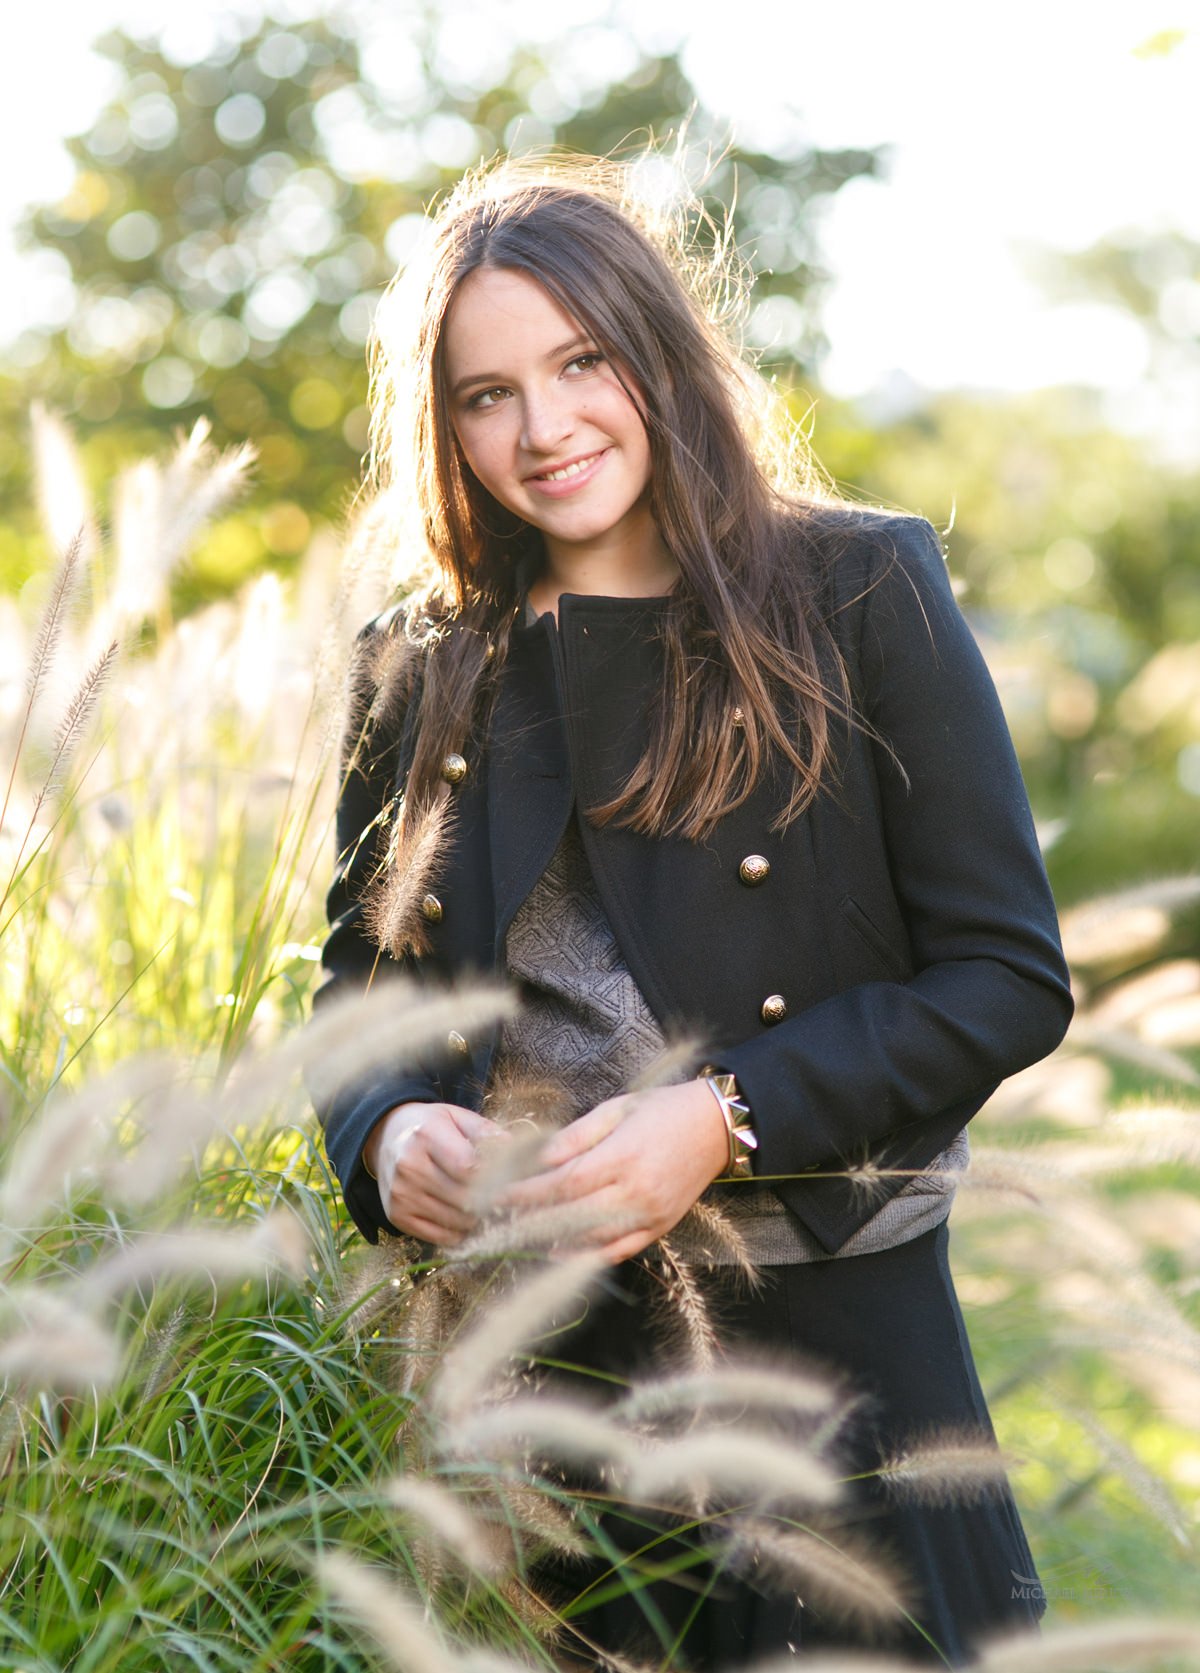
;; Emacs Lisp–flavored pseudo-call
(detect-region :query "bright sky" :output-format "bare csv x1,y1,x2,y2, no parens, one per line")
5,0,1199,439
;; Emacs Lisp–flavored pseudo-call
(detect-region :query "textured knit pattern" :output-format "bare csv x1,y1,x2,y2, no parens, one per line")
490,811,970,1265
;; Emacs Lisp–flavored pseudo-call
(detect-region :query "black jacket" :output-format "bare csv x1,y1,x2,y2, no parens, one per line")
312,513,1074,1252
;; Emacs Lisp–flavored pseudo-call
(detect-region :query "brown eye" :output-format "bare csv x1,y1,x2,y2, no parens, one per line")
469,386,509,409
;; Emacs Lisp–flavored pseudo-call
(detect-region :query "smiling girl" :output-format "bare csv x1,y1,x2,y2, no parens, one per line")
312,155,1073,1668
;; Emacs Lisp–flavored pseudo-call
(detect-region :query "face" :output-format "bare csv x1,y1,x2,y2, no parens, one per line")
443,265,664,574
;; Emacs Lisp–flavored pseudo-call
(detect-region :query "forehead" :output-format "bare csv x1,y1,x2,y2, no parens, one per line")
443,267,584,378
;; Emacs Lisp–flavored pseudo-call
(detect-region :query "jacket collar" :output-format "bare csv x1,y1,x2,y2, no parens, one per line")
509,545,678,637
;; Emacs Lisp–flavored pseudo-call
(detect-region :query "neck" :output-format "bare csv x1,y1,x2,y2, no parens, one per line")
528,538,680,621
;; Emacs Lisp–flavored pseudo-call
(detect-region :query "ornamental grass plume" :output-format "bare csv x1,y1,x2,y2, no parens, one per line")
384,1476,509,1578
874,1425,1022,1509
486,1476,591,1561
1053,1398,1193,1551
614,1355,853,1430
41,639,119,796
362,781,457,960
719,1516,917,1631
317,1550,461,1673
29,403,98,579
443,1394,639,1474
973,1614,1200,1671
671,1191,762,1279
643,1237,721,1371
105,416,256,637
1059,875,1200,970
743,1655,945,1672
78,1213,309,1304
430,1250,607,1421
621,1426,843,1513
0,978,519,1237
0,1286,121,1391
447,1198,630,1261
1066,1018,1200,1089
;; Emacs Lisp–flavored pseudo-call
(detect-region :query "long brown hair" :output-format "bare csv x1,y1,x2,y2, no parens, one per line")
366,152,869,842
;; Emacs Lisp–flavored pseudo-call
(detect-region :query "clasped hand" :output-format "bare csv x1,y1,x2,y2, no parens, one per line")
365,1081,731,1264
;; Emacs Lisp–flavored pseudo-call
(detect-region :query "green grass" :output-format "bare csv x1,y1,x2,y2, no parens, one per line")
2,415,1199,1672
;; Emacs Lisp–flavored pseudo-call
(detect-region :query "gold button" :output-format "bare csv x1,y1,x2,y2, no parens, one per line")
420,894,443,923
761,994,787,1025
447,1030,470,1056
731,706,745,727
739,854,770,886
441,753,468,785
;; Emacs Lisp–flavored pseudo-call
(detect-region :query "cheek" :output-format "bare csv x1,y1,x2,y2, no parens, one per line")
452,423,497,490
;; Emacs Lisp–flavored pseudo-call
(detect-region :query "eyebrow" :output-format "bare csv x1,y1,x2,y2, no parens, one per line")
449,335,595,399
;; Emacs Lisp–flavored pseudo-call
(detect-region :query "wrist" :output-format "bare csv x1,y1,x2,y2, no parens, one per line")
361,1101,430,1181
697,1068,758,1181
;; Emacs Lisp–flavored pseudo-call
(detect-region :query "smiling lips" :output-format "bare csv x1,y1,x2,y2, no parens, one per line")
527,448,609,494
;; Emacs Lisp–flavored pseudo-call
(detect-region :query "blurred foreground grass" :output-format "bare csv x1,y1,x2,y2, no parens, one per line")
2,414,1199,1671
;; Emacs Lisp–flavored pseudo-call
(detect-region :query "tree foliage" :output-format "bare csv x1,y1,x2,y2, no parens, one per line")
13,10,879,598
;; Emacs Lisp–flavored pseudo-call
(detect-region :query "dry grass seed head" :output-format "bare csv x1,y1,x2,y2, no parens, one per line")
464,1124,562,1216
0,1286,121,1391
1053,1395,1193,1549
744,1654,932,1673
41,638,118,796
486,1479,591,1560
1059,874,1200,967
395,1268,474,1399
80,1214,308,1305
720,1516,917,1628
30,405,97,579
874,1425,1019,1508
493,1573,566,1645
447,1200,629,1262
625,1032,709,1091
616,1354,855,1437
1069,1017,1200,1088
431,1252,606,1420
670,1197,764,1291
337,1234,422,1336
298,979,519,1119
362,782,457,960
481,1062,574,1128
316,1549,459,1673
444,1394,638,1474
624,1427,843,1513
643,1240,720,1373
974,1614,1200,1672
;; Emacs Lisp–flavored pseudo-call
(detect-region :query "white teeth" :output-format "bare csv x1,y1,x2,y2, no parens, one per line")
540,454,599,482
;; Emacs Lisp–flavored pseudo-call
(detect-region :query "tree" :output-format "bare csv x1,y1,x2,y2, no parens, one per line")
12,9,879,600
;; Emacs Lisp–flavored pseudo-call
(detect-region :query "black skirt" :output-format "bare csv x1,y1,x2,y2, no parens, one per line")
534,1220,1046,1671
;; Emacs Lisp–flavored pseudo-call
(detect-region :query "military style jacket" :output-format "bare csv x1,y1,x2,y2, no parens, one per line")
311,513,1074,1252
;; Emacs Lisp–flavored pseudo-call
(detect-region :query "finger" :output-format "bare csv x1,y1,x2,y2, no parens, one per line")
382,1128,475,1203
402,1213,476,1247
599,1228,654,1265
540,1102,628,1166
495,1156,593,1212
449,1106,512,1142
392,1141,493,1219
423,1126,481,1184
388,1193,478,1239
501,1131,644,1210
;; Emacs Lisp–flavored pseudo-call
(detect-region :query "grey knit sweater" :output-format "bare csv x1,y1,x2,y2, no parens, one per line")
488,811,968,1266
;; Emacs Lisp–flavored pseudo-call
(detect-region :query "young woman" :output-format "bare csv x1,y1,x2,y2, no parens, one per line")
312,156,1074,1669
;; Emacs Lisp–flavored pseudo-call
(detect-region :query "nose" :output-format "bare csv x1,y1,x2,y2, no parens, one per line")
520,386,573,455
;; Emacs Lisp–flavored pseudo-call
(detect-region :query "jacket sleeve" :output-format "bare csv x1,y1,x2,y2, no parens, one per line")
307,611,443,1244
717,516,1074,1248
